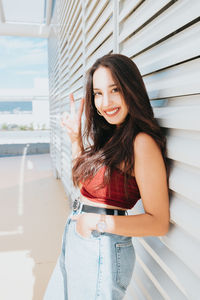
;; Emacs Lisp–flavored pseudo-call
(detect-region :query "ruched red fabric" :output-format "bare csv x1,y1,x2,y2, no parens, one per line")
80,166,140,209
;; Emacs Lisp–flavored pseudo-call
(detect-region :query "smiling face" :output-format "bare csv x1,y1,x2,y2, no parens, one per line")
93,66,128,126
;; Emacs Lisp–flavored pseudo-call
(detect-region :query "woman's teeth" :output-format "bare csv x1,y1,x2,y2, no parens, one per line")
105,108,119,115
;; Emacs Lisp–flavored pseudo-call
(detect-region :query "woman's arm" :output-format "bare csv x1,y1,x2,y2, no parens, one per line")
103,132,170,236
73,132,170,237
71,138,83,160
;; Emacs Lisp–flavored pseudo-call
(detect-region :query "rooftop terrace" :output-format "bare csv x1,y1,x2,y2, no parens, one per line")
0,153,70,300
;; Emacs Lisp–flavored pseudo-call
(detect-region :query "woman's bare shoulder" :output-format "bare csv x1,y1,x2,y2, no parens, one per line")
133,132,159,155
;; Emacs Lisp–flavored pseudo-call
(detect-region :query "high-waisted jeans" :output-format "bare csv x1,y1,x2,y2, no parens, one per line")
43,210,136,300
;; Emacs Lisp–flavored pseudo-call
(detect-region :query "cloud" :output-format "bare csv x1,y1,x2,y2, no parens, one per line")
0,36,48,70
12,51,47,67
16,70,40,75
0,36,48,88
0,36,46,50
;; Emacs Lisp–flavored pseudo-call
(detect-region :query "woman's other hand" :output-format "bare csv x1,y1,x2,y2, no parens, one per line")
71,213,100,238
61,93,85,144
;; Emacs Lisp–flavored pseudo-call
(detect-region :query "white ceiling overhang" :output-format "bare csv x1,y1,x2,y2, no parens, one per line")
0,0,53,38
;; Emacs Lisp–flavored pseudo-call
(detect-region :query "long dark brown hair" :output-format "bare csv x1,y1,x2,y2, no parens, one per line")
72,53,168,188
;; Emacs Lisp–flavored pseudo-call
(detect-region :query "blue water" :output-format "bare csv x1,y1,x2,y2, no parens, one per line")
0,101,32,113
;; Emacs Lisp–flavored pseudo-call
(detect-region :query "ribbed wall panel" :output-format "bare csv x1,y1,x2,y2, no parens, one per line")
48,0,200,298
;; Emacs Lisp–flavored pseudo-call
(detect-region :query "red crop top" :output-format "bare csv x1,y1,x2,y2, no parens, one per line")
80,166,140,209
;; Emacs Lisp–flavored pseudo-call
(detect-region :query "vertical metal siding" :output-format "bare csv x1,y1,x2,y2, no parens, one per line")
48,0,200,298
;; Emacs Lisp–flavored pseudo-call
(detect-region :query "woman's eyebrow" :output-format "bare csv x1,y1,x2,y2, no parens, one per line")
93,83,117,90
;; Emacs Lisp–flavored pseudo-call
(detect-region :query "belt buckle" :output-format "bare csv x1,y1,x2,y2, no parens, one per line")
72,198,81,212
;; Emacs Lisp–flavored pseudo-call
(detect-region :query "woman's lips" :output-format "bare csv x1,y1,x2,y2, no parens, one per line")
104,107,120,116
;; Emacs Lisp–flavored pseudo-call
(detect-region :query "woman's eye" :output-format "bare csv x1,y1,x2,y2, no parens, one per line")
112,88,119,93
93,92,101,96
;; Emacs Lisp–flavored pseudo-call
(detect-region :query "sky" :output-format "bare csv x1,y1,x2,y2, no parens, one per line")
0,36,48,89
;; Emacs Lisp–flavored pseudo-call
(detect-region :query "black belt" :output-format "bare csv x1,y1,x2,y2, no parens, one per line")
72,199,127,215
82,204,127,215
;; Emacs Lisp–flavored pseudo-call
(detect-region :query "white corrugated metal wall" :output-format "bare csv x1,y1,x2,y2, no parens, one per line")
48,0,200,299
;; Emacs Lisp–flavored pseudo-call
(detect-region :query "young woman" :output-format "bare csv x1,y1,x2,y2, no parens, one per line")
44,54,170,300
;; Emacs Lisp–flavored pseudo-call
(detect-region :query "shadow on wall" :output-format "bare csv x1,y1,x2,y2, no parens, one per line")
0,153,69,300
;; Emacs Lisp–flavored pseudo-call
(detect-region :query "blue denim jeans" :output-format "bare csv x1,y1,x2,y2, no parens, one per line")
43,210,136,300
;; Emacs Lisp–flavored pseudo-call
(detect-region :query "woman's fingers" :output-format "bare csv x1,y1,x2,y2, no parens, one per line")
71,215,79,220
60,95,84,143
69,93,76,116
70,93,84,120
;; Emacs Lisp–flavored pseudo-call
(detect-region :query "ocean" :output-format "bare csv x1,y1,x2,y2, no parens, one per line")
0,101,32,113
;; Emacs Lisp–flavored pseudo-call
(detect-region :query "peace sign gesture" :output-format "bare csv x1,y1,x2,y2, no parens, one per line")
61,93,85,144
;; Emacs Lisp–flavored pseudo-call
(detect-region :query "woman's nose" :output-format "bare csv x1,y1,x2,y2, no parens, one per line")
102,92,110,107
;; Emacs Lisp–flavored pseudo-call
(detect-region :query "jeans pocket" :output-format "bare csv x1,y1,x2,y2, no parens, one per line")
72,220,99,242
115,240,135,291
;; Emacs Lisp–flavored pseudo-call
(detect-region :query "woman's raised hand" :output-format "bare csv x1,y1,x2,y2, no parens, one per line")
61,94,85,144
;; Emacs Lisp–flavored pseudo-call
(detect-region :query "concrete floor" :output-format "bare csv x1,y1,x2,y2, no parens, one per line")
0,153,70,300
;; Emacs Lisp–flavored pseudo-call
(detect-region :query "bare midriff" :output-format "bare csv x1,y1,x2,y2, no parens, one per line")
80,194,127,211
